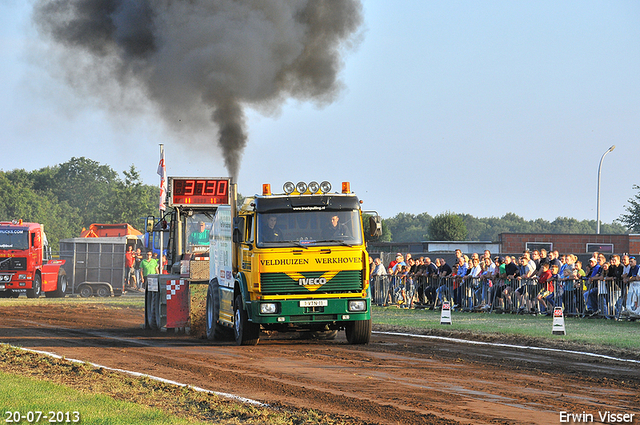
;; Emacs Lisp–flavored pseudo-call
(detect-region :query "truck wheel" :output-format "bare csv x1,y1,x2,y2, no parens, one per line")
345,319,372,344
53,272,67,298
96,286,110,297
79,286,92,298
206,279,231,341
26,274,42,298
145,289,157,330
233,293,259,346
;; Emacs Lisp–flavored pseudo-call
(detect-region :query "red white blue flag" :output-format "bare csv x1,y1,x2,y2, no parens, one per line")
157,146,167,211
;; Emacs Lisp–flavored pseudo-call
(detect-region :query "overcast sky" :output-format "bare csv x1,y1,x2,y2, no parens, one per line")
2,1,639,225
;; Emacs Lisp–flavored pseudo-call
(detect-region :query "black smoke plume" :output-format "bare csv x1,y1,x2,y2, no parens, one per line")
33,0,363,180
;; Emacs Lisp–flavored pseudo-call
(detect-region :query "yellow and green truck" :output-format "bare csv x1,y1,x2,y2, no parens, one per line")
207,180,380,345
144,178,380,346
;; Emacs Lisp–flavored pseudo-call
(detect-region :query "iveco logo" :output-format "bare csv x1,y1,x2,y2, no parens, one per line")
298,277,326,286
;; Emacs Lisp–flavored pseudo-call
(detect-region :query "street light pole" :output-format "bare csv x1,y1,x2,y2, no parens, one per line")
596,145,615,234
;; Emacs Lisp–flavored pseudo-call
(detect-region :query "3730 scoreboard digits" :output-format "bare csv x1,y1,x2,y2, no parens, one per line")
168,177,231,207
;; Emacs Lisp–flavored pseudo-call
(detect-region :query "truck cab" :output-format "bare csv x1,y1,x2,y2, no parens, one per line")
0,220,67,298
207,181,379,345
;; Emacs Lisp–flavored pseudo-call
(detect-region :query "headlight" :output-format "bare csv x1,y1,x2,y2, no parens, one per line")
18,274,26,280
308,181,320,194
260,303,278,314
348,300,367,312
283,181,295,194
320,181,332,193
296,181,307,194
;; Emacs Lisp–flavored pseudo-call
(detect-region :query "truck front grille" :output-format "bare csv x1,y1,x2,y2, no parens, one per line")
260,270,363,295
0,257,27,271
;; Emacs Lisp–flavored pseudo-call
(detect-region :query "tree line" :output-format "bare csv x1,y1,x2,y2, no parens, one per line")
0,157,158,249
380,210,628,243
1,157,636,248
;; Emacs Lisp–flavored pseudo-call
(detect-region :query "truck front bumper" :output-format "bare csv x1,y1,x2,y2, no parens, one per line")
250,297,371,324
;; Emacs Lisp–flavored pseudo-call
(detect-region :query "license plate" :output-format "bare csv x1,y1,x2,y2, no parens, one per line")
299,299,328,307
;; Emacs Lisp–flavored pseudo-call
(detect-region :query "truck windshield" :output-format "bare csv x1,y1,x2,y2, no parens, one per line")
257,210,363,247
0,228,29,250
185,213,213,253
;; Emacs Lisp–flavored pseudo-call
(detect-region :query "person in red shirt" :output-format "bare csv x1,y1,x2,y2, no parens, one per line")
125,245,137,289
536,262,555,314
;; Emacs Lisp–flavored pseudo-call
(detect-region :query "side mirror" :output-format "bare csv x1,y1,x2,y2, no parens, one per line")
146,216,154,233
233,217,245,243
369,215,382,237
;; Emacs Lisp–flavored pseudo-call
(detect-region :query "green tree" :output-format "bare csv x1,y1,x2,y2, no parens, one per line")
618,184,640,233
429,212,467,241
105,165,158,229
0,172,81,249
34,157,119,227
383,212,432,242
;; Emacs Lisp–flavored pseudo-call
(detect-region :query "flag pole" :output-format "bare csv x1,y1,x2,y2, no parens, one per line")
158,144,166,272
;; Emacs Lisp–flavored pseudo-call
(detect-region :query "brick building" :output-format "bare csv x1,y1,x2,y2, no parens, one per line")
499,233,640,256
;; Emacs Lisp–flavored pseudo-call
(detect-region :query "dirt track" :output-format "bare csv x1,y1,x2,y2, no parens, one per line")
0,301,639,425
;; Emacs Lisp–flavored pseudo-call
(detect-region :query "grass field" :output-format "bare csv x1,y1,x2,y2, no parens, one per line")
0,295,638,424
0,370,202,425
371,306,640,350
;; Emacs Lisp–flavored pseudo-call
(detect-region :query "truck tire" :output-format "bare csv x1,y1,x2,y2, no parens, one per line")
26,274,42,299
53,272,67,298
345,319,372,344
145,288,156,330
147,290,160,330
233,293,259,346
96,286,110,297
206,279,231,341
79,285,92,298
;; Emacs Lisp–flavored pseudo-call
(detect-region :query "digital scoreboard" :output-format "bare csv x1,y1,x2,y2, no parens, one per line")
168,177,231,207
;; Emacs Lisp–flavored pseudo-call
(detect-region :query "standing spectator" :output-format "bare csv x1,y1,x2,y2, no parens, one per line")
452,256,467,309
371,258,387,276
454,249,463,265
464,257,483,310
388,253,402,271
531,250,542,275
621,255,631,279
161,255,169,275
515,256,536,313
134,248,143,290
422,257,438,307
438,258,452,276
536,262,555,314
140,250,159,290
540,249,548,262
478,257,495,309
125,245,137,290
624,257,640,317
606,254,624,317
585,254,606,314
547,251,561,268
433,258,452,308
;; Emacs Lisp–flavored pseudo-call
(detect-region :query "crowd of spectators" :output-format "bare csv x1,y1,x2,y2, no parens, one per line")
369,248,640,319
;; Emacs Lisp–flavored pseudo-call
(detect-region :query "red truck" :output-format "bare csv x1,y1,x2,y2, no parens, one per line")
0,220,67,298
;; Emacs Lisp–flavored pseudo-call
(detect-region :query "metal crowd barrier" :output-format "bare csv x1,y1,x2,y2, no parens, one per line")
369,274,640,320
